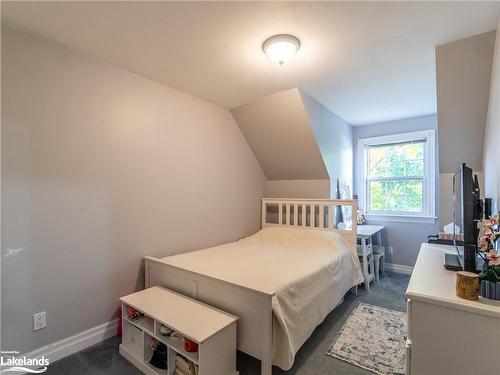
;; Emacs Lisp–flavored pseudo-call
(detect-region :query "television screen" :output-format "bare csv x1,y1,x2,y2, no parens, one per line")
452,169,464,256
452,163,477,272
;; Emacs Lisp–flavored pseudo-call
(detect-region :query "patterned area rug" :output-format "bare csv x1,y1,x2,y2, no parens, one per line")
327,302,406,375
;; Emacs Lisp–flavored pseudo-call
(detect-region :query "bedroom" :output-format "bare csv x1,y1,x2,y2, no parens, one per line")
1,2,500,375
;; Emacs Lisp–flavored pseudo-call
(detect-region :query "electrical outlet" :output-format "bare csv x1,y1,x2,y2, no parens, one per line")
33,311,46,331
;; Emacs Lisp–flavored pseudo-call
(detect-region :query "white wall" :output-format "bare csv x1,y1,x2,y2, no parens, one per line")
484,20,500,214
1,26,266,354
300,92,354,198
353,114,439,267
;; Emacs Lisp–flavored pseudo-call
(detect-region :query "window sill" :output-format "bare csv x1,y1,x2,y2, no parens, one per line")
365,213,437,224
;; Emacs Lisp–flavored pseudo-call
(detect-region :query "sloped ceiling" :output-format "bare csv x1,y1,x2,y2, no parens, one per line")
2,1,500,125
231,89,328,180
436,31,496,173
300,91,353,188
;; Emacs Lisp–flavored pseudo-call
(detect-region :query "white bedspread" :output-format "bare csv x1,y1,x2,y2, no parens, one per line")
160,227,363,370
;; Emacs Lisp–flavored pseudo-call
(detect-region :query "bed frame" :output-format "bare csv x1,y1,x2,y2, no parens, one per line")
144,198,357,375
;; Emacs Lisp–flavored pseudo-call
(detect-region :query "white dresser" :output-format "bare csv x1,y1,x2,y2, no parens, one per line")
406,243,500,375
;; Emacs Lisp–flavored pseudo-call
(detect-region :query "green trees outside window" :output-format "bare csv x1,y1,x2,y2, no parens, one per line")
367,142,424,213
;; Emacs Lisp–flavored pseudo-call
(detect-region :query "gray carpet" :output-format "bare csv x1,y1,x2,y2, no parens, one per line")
45,273,409,375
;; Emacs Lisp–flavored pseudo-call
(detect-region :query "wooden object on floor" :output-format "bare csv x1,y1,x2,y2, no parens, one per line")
357,225,385,290
406,243,500,375
120,286,239,375
146,198,358,375
456,271,479,301
357,239,374,290
373,245,386,282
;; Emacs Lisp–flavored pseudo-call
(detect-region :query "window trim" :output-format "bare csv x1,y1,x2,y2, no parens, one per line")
357,129,436,222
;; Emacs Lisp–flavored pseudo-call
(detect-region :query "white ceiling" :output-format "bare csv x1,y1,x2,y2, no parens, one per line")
2,1,500,125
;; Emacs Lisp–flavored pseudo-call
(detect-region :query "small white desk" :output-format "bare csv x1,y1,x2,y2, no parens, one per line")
357,224,385,245
357,225,385,290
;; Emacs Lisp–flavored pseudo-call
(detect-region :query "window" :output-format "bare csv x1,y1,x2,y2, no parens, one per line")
358,130,436,221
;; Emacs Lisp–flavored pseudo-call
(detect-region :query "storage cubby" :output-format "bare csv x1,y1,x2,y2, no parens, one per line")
123,305,155,334
119,286,238,375
155,322,199,365
121,319,167,375
122,322,143,359
143,331,168,375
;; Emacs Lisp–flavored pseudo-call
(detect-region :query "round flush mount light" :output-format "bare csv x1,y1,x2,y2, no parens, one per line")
262,34,300,66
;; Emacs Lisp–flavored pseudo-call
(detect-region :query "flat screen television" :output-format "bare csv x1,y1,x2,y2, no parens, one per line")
451,163,479,272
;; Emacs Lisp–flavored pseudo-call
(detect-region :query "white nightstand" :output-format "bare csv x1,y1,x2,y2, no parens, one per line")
120,286,239,375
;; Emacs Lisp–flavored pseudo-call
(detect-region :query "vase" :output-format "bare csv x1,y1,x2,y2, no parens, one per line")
480,280,500,300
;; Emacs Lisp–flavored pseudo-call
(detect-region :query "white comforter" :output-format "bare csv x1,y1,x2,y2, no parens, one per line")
160,227,363,370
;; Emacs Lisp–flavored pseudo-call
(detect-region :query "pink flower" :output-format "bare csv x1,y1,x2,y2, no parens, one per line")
486,250,497,260
490,257,500,266
483,215,500,228
486,251,500,266
479,237,489,251
482,215,499,228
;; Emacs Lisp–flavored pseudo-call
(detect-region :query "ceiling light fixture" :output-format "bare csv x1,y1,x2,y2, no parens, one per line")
262,34,300,66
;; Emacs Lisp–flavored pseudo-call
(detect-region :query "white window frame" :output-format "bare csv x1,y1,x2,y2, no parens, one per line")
357,129,436,223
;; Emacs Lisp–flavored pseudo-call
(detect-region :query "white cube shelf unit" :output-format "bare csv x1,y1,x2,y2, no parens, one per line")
120,286,238,375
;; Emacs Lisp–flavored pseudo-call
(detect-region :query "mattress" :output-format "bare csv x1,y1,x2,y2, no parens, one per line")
160,226,363,370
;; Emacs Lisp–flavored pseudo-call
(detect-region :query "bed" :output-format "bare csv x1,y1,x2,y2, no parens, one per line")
144,198,363,375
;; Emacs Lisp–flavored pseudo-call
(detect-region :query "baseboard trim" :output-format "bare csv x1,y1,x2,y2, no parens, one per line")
24,318,118,364
7,262,411,371
386,263,414,275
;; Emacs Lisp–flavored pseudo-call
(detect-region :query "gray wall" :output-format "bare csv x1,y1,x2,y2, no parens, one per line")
353,115,439,267
265,179,330,199
300,92,354,198
1,26,266,354
436,30,496,173
484,19,500,214
231,89,328,181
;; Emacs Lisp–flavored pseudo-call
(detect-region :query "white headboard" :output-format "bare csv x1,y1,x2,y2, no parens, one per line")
261,198,358,251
